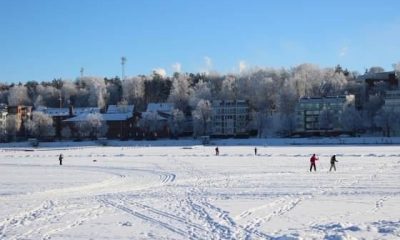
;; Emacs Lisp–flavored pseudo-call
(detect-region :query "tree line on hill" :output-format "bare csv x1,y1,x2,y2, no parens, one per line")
1,62,400,138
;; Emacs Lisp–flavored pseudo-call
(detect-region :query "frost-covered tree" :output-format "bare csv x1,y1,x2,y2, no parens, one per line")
319,69,347,96
362,95,384,130
61,126,72,139
374,108,400,137
278,113,296,137
393,62,400,78
220,75,237,100
105,77,122,105
74,113,107,139
6,115,20,141
61,80,78,106
139,111,161,134
86,113,108,138
83,77,107,109
168,109,185,137
168,75,190,112
122,76,145,108
277,85,298,115
25,112,55,139
35,85,59,108
74,121,91,139
189,80,212,108
192,99,212,136
8,85,31,106
290,64,324,97
340,107,363,134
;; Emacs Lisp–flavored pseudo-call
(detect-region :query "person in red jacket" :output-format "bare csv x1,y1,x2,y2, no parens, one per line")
310,153,318,172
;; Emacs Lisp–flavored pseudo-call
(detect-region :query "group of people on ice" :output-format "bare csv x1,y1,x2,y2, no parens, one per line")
310,153,338,172
214,147,339,172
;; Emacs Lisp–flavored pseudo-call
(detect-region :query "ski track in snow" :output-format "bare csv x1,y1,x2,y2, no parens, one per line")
0,145,400,239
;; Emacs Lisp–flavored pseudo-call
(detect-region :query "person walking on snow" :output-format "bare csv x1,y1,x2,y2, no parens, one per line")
59,154,63,165
310,153,318,172
254,147,257,155
329,154,338,171
215,147,219,156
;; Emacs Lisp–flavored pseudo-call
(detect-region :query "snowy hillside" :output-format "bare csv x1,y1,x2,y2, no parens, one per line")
0,142,399,239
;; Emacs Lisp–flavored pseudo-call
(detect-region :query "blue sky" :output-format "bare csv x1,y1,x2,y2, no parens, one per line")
1,0,399,83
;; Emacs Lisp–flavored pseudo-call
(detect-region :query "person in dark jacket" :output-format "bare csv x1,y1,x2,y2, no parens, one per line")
254,147,257,156
59,154,63,165
329,154,338,171
310,154,318,172
215,147,219,156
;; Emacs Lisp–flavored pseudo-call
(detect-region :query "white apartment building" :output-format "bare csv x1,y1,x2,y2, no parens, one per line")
295,95,355,134
211,100,249,136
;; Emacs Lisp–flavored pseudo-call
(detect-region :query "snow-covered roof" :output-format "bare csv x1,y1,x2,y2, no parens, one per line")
35,107,70,117
106,105,134,114
146,103,174,113
64,112,133,122
63,113,92,122
74,107,100,115
35,106,100,117
141,111,168,121
101,113,133,121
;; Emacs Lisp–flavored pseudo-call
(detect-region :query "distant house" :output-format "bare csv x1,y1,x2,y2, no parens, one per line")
36,106,100,139
211,100,250,137
140,103,175,138
102,104,136,139
295,95,355,136
7,105,32,138
63,105,137,139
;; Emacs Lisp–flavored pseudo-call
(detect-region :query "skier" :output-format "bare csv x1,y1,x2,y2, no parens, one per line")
215,147,219,156
310,153,318,172
254,147,257,155
59,154,63,165
329,154,338,171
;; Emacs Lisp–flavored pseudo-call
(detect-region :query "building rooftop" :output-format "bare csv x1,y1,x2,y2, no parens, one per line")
146,103,174,113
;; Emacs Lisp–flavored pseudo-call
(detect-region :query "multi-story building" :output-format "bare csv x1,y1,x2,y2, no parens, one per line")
295,95,355,135
383,90,400,113
211,100,249,137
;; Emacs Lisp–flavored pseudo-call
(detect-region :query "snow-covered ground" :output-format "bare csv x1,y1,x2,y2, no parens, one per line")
0,140,399,239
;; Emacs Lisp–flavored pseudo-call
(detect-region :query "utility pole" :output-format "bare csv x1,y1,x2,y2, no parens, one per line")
121,56,126,81
80,67,84,79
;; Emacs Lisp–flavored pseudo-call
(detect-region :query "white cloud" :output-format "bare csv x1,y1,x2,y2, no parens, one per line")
171,62,181,73
153,68,167,77
339,46,348,57
204,56,212,70
239,60,247,73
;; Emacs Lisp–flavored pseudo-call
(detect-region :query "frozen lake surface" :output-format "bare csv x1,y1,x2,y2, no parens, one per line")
0,143,399,239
